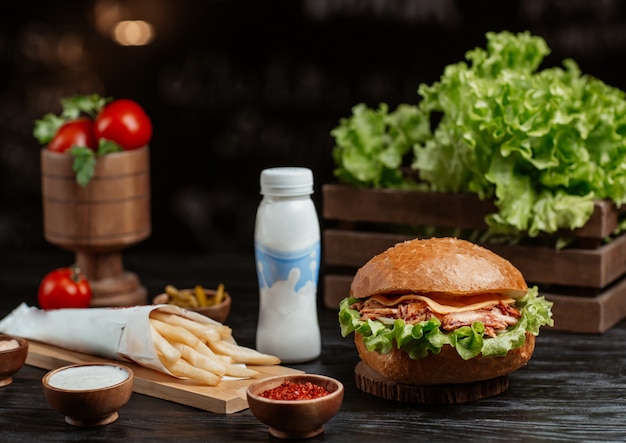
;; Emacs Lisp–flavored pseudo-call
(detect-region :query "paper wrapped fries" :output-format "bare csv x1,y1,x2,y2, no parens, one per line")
0,303,280,386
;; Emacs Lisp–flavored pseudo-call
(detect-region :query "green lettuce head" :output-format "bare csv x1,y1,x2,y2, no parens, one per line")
331,31,626,240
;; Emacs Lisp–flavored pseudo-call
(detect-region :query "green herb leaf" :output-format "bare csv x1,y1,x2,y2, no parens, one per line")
70,147,96,188
33,94,109,147
68,141,122,188
98,138,124,155
61,94,109,119
33,113,65,145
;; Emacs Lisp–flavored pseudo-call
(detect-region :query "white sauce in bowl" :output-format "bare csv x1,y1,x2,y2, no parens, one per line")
0,339,19,352
47,365,129,390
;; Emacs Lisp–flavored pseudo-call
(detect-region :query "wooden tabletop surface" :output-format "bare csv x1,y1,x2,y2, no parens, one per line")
2,250,626,442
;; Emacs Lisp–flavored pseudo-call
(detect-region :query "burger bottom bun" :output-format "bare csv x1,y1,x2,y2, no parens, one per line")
354,332,536,386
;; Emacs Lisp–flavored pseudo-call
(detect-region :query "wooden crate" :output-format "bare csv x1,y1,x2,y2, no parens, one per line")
321,183,626,334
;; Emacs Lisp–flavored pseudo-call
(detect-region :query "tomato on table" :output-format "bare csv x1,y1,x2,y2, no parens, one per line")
37,267,92,310
95,99,153,150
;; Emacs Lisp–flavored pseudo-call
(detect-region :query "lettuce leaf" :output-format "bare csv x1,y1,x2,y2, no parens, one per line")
331,103,431,189
331,31,626,237
338,286,553,361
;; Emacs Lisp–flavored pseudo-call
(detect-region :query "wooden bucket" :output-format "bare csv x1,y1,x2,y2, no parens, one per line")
41,147,151,250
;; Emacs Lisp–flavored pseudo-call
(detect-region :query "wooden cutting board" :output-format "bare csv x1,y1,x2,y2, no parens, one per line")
26,340,303,414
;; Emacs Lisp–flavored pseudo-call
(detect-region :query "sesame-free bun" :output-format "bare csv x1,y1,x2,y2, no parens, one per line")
355,332,536,385
350,237,528,299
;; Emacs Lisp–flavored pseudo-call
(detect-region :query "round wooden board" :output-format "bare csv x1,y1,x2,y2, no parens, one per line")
355,361,509,404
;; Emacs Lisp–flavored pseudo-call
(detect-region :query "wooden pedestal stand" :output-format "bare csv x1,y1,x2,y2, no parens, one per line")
41,147,151,307
355,362,509,404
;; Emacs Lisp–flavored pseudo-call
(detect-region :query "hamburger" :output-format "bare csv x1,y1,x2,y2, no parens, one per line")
338,237,553,385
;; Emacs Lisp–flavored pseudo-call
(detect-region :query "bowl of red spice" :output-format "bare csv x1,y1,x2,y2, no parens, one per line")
246,374,344,439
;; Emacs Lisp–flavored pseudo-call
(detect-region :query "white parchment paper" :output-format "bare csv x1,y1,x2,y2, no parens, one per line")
0,303,226,377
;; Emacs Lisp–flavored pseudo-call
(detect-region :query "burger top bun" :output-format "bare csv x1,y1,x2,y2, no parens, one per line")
350,237,528,299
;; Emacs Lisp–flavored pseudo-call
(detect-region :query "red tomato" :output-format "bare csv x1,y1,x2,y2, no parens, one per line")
47,118,97,153
94,99,152,150
37,267,92,310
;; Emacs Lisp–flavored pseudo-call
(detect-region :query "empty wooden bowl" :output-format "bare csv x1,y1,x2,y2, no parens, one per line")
153,289,231,323
42,362,134,427
0,334,28,387
246,374,344,439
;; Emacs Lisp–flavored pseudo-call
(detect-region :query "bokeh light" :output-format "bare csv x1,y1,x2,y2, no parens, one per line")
112,20,155,46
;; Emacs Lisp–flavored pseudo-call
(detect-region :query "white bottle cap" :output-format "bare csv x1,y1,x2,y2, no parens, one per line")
260,167,314,196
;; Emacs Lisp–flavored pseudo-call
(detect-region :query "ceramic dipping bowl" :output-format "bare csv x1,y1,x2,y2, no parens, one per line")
153,288,231,323
246,374,344,439
0,334,29,387
42,362,134,427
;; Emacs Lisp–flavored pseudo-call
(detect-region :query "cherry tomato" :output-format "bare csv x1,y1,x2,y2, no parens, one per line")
94,99,152,150
47,118,97,153
37,267,92,310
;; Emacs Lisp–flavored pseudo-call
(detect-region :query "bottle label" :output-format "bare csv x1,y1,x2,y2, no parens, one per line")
255,241,320,293
255,239,322,362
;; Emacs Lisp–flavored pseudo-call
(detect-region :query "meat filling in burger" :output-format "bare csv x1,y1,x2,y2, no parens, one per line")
354,296,521,337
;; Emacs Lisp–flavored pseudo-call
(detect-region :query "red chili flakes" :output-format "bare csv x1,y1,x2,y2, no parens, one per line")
259,381,330,400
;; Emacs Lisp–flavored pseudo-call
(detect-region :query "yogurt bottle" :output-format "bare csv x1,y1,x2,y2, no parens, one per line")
254,167,322,363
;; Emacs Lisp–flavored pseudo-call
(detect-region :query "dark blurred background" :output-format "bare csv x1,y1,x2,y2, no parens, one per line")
2,0,625,255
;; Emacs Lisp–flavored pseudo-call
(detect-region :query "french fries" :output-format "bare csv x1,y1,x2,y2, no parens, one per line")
151,310,228,343
150,324,180,365
168,358,222,386
208,339,282,366
148,310,280,386
172,342,227,376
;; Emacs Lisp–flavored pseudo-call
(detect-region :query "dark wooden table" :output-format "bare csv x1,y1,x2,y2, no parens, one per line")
2,250,626,442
